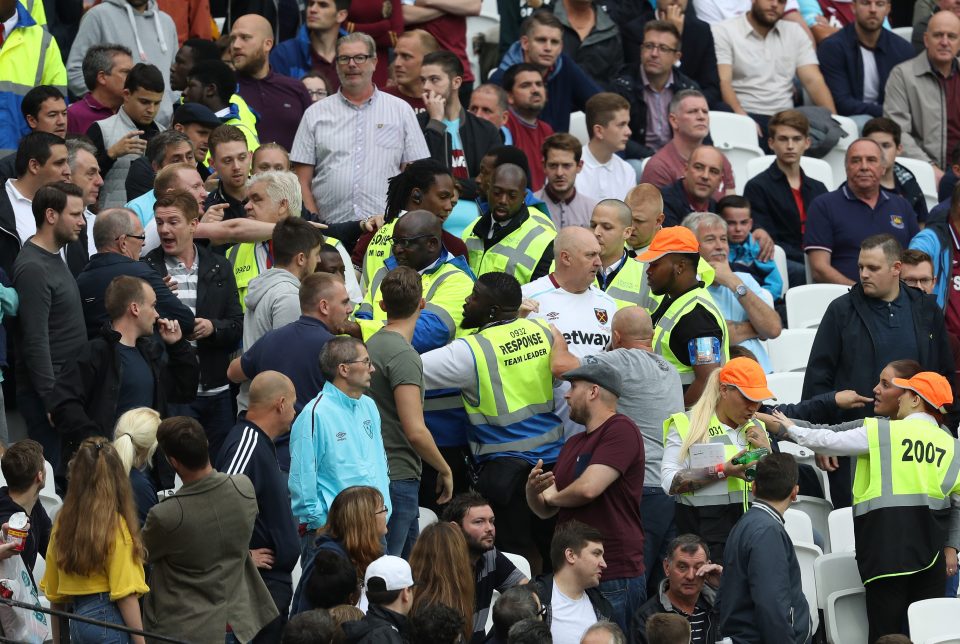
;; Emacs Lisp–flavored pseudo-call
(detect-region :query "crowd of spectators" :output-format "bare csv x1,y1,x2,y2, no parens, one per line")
0,0,958,642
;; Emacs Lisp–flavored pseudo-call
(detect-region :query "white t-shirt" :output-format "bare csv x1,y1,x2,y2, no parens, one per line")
694,0,800,24
522,274,616,359
860,46,880,104
550,585,598,644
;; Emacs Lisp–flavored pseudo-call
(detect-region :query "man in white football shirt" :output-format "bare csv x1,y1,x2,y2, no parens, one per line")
521,226,617,436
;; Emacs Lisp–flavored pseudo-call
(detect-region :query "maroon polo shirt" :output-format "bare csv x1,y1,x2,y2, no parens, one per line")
237,69,313,151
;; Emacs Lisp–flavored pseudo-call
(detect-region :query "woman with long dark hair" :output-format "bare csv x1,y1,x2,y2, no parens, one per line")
408,522,475,643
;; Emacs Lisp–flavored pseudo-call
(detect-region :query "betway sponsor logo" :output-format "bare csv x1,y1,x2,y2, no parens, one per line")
563,330,611,347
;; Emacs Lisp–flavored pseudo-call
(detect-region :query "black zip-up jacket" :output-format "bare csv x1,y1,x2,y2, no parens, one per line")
418,109,500,201
612,66,700,160
50,326,199,467
632,578,719,644
546,0,624,85
342,604,408,644
143,244,243,390
803,283,955,423
0,488,51,581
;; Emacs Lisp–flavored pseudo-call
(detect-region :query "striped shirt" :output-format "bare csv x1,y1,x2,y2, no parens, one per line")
289,88,429,224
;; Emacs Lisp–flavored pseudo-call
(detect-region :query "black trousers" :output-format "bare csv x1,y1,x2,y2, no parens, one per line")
252,574,293,644
865,554,946,643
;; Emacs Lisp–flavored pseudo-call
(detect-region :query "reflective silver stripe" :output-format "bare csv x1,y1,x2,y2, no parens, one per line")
0,80,36,95
368,265,389,304
501,225,548,276
470,424,564,457
356,302,373,317
942,445,960,497
424,268,458,300
423,396,463,412
879,418,893,498
605,285,642,305
653,296,722,355
26,0,33,12
474,333,513,418
35,29,50,87
226,244,240,265
854,494,951,516
424,301,456,336
677,490,747,506
465,236,484,254
466,401,556,427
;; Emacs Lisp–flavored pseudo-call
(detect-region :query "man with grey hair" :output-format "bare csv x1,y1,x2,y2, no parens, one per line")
287,334,389,565
580,621,626,644
76,208,195,339
640,90,736,199
683,210,781,372
66,138,104,258
126,129,196,202
490,586,542,644
291,32,429,223
68,44,135,137
804,138,919,284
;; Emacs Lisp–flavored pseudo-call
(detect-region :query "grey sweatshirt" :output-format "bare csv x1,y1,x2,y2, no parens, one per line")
66,0,177,127
12,242,86,410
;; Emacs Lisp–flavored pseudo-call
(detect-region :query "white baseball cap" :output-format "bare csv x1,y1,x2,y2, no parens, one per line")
364,555,415,592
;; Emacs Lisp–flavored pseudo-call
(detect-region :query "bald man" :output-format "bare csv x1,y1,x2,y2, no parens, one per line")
885,11,960,181
548,305,684,597
462,163,557,285
591,199,660,313
232,14,312,151
625,184,666,254
216,370,300,642
357,210,476,352
659,146,725,227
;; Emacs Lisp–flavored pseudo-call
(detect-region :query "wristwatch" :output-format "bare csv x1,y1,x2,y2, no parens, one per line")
734,284,748,298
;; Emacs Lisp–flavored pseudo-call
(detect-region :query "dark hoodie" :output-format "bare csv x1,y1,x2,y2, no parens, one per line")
0,487,51,580
342,604,407,644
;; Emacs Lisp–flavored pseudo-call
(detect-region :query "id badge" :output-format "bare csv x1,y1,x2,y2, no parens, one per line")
688,337,721,366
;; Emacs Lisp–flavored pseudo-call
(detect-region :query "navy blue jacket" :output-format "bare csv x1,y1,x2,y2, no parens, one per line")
612,65,701,160
76,253,196,339
661,179,716,228
215,420,300,583
270,24,348,80
816,23,914,118
717,501,812,644
743,163,829,263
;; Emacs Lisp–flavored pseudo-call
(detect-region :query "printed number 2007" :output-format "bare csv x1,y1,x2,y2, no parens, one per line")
900,438,946,467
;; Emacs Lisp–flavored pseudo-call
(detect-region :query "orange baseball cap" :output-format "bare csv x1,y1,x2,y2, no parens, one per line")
636,227,700,262
892,372,954,413
719,357,776,402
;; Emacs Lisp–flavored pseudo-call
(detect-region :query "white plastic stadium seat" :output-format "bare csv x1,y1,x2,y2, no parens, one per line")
892,26,913,41
418,506,438,534
823,115,859,188
908,598,960,644
785,508,815,545
765,328,817,372
772,244,790,292
745,155,836,191
827,588,869,644
792,495,834,550
794,542,822,634
766,372,804,404
465,15,499,82
815,551,863,634
785,283,848,329
569,111,589,146
895,156,940,211
708,111,764,192
828,507,855,553
502,551,532,580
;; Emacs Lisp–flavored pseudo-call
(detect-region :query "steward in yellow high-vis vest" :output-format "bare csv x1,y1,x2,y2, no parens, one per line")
0,1,66,151
463,164,556,286
356,211,475,352
639,226,728,407
662,357,775,563
590,199,661,312
771,371,960,643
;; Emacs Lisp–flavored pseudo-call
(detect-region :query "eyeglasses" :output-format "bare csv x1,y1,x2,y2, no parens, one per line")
336,54,373,65
307,89,328,99
344,357,372,367
641,42,679,55
117,233,147,242
904,277,934,287
390,234,435,249
375,505,388,515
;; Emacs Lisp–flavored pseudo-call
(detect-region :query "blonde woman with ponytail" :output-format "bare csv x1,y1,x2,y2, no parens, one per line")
112,408,161,525
660,357,775,564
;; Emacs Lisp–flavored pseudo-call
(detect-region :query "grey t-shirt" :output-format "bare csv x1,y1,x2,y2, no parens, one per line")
585,349,685,487
366,329,424,480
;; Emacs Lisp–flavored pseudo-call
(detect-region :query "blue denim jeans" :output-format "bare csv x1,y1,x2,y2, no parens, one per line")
597,574,646,634
640,486,677,597
168,389,236,461
70,592,130,644
386,479,420,558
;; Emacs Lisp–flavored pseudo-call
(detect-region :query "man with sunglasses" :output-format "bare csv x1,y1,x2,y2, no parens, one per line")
290,32,428,224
